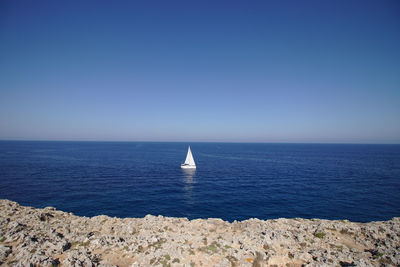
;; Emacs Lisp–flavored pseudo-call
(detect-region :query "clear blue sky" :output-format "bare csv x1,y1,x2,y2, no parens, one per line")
1,1,399,143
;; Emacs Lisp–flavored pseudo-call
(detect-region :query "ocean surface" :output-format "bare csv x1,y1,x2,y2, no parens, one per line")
0,141,399,222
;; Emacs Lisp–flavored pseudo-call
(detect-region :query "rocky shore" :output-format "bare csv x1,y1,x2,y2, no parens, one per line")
0,199,399,267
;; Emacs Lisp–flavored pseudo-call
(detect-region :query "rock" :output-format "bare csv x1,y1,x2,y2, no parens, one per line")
62,241,72,251
0,244,12,263
0,199,399,266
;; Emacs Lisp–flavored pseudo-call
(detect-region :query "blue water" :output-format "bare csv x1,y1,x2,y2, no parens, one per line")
0,141,399,222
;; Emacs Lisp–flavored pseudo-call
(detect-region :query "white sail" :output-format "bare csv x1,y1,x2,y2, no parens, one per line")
184,146,196,166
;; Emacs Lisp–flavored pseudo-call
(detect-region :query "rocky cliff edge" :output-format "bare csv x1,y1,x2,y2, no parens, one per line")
0,199,399,266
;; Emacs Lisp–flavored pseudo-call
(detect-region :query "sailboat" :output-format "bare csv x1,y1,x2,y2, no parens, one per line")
181,146,196,169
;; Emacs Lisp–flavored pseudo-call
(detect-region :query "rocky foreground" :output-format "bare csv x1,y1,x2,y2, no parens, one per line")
0,200,399,267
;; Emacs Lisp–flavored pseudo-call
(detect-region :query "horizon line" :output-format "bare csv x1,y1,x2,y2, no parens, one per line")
0,139,399,145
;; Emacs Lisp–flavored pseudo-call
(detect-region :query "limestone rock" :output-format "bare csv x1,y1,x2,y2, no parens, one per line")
0,199,399,266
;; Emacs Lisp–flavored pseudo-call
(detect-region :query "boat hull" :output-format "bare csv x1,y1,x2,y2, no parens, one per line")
181,164,196,169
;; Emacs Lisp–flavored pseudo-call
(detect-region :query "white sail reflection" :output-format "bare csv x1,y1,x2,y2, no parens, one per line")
183,168,196,184
182,168,196,205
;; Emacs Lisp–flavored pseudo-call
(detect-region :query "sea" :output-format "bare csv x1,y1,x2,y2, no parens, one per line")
0,141,399,222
